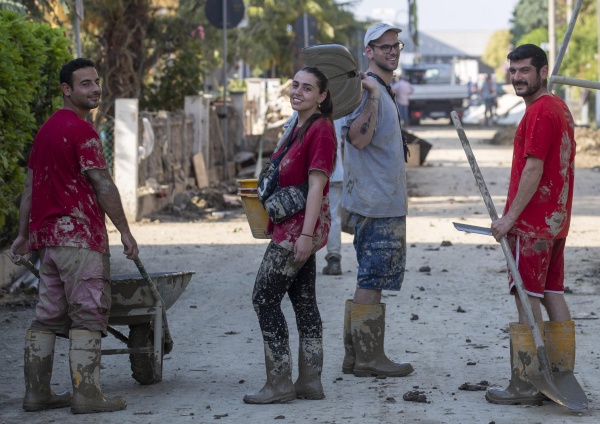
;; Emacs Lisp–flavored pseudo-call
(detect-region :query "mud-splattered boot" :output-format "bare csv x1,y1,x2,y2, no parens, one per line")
543,320,581,404
544,321,576,372
485,322,544,406
69,329,127,414
351,303,414,377
243,340,296,404
23,330,71,412
342,299,355,374
294,339,325,400
322,254,342,275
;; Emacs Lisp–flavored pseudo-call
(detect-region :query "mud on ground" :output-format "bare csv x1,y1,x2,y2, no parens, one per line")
1,125,599,424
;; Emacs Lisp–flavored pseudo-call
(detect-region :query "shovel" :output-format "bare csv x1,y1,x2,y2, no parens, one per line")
450,111,588,411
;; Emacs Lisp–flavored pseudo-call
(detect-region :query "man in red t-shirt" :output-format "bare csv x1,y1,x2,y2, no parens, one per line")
486,45,578,407
10,58,138,414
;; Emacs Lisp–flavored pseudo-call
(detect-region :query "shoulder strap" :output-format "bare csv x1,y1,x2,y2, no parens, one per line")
270,127,298,169
366,72,409,163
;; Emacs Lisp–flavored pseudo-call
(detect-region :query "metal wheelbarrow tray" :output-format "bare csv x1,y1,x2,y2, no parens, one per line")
103,269,195,385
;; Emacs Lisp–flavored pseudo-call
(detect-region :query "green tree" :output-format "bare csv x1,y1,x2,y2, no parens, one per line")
511,0,548,44
0,9,71,248
513,0,597,83
17,0,363,118
482,29,512,81
240,0,362,77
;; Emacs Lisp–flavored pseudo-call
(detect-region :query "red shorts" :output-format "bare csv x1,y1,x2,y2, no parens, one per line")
506,234,566,298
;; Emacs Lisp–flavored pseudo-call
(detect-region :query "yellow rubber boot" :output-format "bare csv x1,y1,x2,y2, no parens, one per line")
243,340,296,404
485,322,544,406
23,330,71,411
294,338,325,400
543,321,575,372
342,300,355,374
69,329,127,414
351,303,413,377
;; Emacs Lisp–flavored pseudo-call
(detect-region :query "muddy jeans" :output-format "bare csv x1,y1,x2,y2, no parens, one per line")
30,246,111,337
252,242,322,342
354,215,406,291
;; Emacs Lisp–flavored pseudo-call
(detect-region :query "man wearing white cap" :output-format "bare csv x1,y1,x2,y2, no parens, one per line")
340,23,413,378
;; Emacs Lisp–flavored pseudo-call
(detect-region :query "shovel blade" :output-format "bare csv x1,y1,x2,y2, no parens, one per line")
452,222,492,236
528,370,588,410
528,347,588,410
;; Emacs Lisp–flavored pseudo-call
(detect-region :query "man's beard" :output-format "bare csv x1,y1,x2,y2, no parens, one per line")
513,76,543,98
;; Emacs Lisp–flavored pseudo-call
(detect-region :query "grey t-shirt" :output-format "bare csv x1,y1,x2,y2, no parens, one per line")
342,85,407,218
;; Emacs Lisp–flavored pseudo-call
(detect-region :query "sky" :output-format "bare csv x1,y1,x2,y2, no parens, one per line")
351,0,521,31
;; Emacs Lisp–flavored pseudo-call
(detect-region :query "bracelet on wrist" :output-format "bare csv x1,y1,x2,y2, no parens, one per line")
300,233,313,238
369,95,379,101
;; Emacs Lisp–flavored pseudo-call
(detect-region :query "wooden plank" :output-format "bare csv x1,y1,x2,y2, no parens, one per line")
193,152,209,188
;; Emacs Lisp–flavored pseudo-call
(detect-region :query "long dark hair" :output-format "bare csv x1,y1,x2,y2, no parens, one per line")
296,66,333,143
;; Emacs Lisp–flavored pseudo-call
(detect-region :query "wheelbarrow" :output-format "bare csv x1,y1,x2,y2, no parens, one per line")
10,253,194,386
104,258,195,385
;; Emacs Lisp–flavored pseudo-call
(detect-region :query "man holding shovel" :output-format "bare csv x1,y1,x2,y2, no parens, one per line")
485,44,577,406
340,23,413,378
10,58,138,414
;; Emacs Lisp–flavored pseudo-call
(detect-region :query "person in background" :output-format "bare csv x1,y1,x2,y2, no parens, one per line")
341,22,414,379
10,58,139,414
244,66,336,404
485,44,578,407
481,73,497,126
392,73,413,126
322,118,345,276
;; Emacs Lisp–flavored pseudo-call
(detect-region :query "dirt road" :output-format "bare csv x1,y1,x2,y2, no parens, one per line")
1,125,599,424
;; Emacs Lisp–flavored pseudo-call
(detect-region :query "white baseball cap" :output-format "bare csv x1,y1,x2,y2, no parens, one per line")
364,22,402,47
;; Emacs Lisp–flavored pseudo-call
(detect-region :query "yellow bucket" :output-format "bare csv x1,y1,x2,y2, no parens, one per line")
237,178,270,239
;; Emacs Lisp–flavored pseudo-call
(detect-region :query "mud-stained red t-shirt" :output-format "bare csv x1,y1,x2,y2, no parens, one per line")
269,118,336,251
505,95,575,239
28,109,109,253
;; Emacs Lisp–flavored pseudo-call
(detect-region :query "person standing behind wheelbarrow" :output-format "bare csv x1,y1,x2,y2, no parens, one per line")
10,58,139,414
340,22,414,379
244,66,336,404
486,44,577,406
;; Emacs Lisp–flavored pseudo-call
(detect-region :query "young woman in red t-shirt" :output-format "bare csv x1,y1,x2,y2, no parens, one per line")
243,67,336,404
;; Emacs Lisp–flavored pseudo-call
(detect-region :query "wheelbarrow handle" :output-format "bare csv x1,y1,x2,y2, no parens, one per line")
133,257,174,353
133,257,162,304
12,254,41,280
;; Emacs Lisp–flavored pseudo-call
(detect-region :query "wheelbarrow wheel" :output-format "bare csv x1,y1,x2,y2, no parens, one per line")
128,323,163,385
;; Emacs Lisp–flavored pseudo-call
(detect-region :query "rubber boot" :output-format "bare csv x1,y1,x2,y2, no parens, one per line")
294,339,325,400
322,254,342,275
243,340,296,404
342,299,355,374
23,330,71,412
69,329,127,414
351,303,414,377
485,322,544,406
544,321,575,372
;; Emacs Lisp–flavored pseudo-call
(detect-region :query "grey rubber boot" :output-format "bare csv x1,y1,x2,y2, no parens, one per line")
342,299,355,374
485,322,544,406
322,254,342,275
351,303,414,377
69,329,127,414
294,339,325,400
23,329,71,412
243,340,296,404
